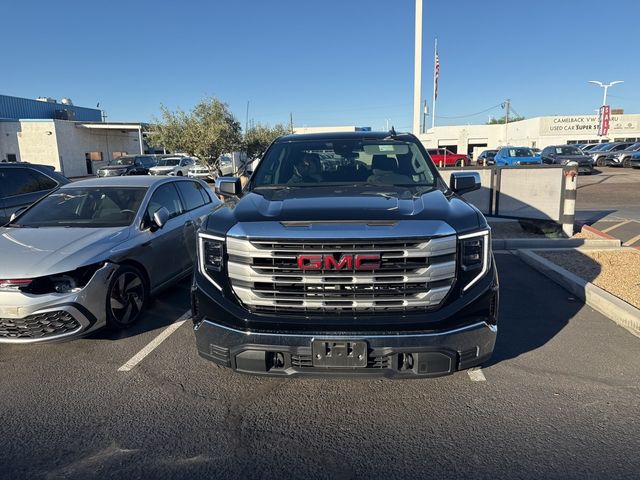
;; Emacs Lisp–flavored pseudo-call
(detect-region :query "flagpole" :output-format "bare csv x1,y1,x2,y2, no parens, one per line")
412,0,423,135
431,38,437,130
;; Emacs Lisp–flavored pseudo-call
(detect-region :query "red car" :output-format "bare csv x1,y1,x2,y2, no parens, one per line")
426,148,470,167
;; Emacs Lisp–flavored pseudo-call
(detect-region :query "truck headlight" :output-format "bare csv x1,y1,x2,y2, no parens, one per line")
458,229,491,292
198,233,225,290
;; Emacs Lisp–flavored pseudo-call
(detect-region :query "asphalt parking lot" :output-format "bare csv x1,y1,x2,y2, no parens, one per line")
1,253,639,480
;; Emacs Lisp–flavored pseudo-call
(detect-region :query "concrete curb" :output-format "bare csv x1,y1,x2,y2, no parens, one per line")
518,249,640,338
582,224,640,251
492,238,621,250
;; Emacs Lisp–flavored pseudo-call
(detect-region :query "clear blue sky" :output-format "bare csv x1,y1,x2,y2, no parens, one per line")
4,0,638,130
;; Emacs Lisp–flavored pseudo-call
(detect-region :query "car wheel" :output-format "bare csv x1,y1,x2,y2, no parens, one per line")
176,171,183,176
456,159,465,167
596,157,606,167
622,158,631,168
106,265,148,329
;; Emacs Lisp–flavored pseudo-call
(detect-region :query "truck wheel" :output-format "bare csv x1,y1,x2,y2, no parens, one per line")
106,265,148,329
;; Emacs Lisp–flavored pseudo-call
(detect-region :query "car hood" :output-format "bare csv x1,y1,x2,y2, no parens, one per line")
150,166,176,172
0,227,131,278
554,155,592,163
99,165,129,171
208,186,483,233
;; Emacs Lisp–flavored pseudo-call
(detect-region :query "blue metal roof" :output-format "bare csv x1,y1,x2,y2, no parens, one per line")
0,94,102,122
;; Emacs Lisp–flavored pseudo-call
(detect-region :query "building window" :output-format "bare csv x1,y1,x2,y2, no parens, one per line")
6,154,17,162
86,151,103,161
112,151,127,159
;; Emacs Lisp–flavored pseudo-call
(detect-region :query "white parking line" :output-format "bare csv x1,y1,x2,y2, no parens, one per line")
117,310,191,372
467,367,486,382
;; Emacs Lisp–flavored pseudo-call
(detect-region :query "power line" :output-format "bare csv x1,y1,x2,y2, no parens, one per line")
436,103,504,119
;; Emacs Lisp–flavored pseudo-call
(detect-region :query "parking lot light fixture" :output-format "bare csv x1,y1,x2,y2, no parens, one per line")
588,80,624,106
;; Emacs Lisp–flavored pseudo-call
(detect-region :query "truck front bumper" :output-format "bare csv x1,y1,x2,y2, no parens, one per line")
193,317,496,378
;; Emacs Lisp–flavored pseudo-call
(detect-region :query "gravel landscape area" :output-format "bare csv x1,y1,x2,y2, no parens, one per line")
539,249,640,309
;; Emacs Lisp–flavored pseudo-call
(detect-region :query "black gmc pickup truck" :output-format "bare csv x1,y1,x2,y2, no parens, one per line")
191,131,498,378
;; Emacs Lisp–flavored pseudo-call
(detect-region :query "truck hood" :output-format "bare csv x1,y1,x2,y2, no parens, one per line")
0,227,130,278
210,186,482,233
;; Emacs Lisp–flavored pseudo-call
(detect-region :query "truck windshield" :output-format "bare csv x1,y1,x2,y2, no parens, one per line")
252,139,437,187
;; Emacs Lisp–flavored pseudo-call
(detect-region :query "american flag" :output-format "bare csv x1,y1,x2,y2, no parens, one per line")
434,51,440,100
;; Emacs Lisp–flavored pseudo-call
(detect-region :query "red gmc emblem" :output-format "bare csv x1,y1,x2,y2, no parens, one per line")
297,254,381,271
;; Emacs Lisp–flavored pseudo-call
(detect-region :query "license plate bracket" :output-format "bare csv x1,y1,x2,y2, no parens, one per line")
312,340,367,368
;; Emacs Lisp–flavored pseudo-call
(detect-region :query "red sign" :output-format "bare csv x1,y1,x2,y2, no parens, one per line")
599,105,611,136
297,254,381,271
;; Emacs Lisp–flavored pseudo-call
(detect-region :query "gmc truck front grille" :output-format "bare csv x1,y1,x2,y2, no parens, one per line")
226,236,457,313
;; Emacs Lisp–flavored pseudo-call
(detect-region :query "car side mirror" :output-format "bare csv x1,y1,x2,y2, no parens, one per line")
9,207,27,223
449,172,481,195
215,177,242,197
152,207,170,229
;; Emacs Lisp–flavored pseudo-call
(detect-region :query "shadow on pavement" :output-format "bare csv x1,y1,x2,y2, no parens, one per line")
485,251,600,367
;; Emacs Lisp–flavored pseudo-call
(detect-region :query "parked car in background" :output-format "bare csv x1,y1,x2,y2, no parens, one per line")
590,142,634,167
188,162,215,181
611,142,640,168
96,155,157,177
531,147,542,156
579,143,603,153
541,145,594,174
0,176,218,343
476,149,498,165
494,147,542,166
0,163,69,225
628,151,640,169
426,148,470,167
149,156,197,176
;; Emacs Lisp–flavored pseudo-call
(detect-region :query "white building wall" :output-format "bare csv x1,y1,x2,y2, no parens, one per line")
54,121,140,177
418,114,640,159
15,120,61,171
0,121,21,162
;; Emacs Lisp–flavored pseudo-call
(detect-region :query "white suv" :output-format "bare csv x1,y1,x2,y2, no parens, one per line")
149,156,196,176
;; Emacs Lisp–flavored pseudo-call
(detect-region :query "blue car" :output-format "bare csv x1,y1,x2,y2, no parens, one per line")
628,151,640,169
494,147,542,166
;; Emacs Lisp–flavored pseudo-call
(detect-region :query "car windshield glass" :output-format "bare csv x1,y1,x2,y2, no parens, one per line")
554,146,582,155
157,158,181,166
252,139,437,188
11,187,147,228
111,157,135,166
507,148,534,157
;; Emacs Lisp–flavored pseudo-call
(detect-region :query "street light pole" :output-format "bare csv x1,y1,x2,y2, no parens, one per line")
588,80,624,107
412,0,423,135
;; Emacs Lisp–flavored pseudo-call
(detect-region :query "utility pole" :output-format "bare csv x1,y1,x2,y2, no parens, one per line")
422,100,428,134
504,99,511,145
412,0,423,135
289,112,294,134
244,101,250,139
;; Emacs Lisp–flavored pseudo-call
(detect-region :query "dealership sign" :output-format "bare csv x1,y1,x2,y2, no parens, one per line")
541,114,639,136
598,105,611,136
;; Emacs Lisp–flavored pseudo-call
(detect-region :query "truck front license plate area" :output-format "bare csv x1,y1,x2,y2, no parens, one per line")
312,340,367,368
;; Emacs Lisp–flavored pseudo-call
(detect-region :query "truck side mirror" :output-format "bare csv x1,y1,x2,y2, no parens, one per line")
215,177,242,197
450,172,481,195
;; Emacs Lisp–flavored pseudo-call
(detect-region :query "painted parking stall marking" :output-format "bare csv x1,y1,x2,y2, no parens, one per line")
467,367,487,382
118,310,191,372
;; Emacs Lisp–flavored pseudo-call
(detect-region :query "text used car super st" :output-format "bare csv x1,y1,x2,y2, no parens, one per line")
191,131,499,378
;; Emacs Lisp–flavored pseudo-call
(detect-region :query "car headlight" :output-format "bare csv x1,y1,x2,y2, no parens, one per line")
198,233,225,290
1,263,104,294
458,230,491,292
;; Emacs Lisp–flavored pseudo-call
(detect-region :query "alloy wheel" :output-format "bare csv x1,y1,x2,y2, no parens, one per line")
109,271,145,326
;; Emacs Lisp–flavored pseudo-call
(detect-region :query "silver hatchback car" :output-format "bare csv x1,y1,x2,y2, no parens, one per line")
0,176,218,343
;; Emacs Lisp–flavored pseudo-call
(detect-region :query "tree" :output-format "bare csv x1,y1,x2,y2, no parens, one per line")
147,97,242,162
486,115,525,125
245,123,290,159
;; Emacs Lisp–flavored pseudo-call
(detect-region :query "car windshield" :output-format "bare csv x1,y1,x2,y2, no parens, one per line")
252,139,437,188
554,146,582,155
111,157,135,166
485,150,497,158
507,148,535,157
10,187,147,228
157,158,181,166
